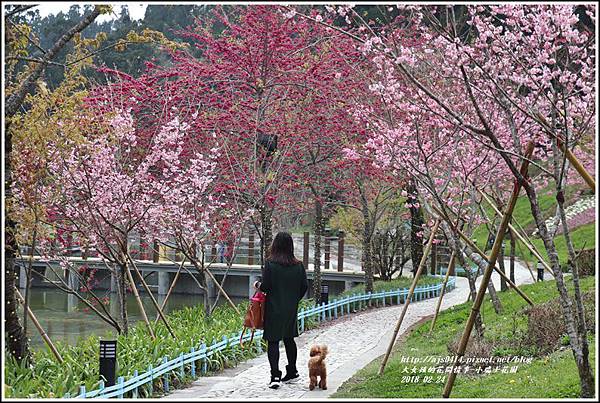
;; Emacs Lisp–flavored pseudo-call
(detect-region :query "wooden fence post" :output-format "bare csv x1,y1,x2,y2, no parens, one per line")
248,231,255,265
303,231,309,270
337,231,344,272
430,243,437,275
324,230,331,270
153,240,159,263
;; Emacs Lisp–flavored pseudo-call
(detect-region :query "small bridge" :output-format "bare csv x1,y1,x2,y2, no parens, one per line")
16,256,366,299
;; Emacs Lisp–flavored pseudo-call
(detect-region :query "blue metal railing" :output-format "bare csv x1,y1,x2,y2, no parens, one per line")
67,276,456,399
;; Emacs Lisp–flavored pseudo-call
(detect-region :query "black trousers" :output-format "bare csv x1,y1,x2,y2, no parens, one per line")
267,338,297,376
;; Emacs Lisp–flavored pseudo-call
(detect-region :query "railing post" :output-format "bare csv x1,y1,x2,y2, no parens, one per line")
201,343,207,374
162,356,169,393
190,347,196,378
337,231,344,272
179,352,185,378
98,380,105,398
117,376,124,399
254,333,263,353
300,310,305,333
333,299,338,319
132,370,139,398
148,364,153,395
79,385,86,399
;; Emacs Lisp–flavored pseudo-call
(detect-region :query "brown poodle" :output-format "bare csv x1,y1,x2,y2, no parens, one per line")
308,344,328,390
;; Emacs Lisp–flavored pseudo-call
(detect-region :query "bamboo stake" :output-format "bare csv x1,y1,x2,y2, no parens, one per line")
203,267,241,316
442,142,534,398
165,238,241,315
378,219,441,376
125,252,176,338
431,204,534,306
429,252,456,335
476,187,554,277
124,263,155,340
154,259,185,325
15,288,63,363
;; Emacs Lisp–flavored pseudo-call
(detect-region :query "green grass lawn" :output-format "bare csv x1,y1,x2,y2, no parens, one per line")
471,187,595,266
333,276,596,398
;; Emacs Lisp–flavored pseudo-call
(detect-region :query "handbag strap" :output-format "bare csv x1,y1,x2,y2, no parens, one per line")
239,326,255,349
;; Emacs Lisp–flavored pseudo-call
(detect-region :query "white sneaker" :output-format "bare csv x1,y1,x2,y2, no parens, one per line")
269,375,281,389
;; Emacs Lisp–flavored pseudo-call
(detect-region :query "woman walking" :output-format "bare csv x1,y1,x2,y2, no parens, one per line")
254,232,309,389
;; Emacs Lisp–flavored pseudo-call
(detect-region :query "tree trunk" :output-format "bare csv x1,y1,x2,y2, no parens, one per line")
259,207,273,267
4,127,32,365
407,180,424,276
552,140,594,397
117,260,129,334
469,251,503,314
4,6,102,366
486,281,503,314
523,182,594,397
362,213,374,293
313,199,323,305
498,241,507,291
440,221,484,337
509,231,516,284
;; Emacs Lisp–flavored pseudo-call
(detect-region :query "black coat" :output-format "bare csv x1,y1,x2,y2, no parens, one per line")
259,260,308,341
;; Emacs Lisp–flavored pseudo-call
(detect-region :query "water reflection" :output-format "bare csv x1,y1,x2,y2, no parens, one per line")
20,288,246,350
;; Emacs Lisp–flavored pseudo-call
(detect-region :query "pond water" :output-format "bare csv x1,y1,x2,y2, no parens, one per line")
18,287,246,350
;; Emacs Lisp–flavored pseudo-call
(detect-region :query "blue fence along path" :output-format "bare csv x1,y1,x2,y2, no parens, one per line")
69,276,456,399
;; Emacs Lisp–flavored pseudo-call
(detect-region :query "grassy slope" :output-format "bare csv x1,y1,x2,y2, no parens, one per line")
471,187,595,265
333,276,595,398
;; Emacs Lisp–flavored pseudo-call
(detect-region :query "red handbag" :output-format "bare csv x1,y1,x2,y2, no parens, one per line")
240,290,266,348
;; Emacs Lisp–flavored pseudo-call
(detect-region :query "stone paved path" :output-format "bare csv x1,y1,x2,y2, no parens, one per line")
163,260,536,399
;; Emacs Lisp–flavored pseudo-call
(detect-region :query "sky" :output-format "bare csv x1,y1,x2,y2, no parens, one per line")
33,2,149,23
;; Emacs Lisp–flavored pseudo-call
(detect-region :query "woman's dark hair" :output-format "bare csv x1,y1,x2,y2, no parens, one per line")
268,232,301,266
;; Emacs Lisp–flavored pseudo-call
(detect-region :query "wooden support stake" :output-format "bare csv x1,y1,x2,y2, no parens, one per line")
442,142,534,398
476,187,554,277
429,252,456,335
431,204,534,306
124,263,156,340
378,219,441,376
15,288,63,363
203,267,241,315
125,252,176,338
154,259,186,325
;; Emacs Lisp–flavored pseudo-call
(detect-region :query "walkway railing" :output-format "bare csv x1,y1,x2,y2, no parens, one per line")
66,276,456,399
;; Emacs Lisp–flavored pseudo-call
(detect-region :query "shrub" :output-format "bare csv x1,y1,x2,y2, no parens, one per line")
524,291,595,355
574,249,595,277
